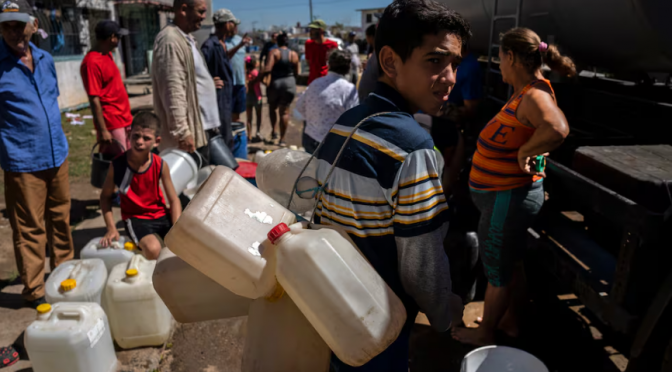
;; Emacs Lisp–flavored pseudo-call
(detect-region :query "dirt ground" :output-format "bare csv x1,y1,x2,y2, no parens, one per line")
0,86,630,372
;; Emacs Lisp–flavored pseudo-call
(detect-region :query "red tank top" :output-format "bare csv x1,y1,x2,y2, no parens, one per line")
469,79,554,191
112,152,168,220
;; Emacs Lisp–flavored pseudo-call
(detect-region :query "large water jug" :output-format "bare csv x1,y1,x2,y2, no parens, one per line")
80,236,136,273
267,223,407,366
104,254,172,348
45,259,107,305
153,248,252,323
165,166,295,299
242,295,331,372
25,302,117,372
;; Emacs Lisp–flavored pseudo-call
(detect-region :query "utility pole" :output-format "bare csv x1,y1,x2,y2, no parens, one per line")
309,0,313,21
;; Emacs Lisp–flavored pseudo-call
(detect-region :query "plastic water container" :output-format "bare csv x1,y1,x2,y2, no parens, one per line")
153,248,252,323
242,295,330,372
25,302,117,372
461,345,549,372
45,259,107,305
165,166,296,299
267,223,407,366
159,148,201,194
103,254,172,348
183,165,215,200
80,236,136,273
255,149,319,214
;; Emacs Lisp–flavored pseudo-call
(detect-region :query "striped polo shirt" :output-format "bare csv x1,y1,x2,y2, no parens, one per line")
314,82,449,317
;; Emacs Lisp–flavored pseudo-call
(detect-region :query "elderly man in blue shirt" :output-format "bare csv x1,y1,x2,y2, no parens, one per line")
0,0,74,308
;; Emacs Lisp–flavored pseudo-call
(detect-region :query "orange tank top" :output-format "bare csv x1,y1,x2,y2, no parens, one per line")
469,79,554,191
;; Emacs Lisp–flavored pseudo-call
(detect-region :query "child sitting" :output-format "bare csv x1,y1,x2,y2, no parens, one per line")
99,111,182,260
245,55,263,142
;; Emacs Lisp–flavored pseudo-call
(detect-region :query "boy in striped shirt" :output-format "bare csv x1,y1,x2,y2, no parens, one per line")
313,0,471,370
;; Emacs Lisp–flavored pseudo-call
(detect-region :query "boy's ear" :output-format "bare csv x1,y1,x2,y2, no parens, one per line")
154,135,161,148
379,46,399,80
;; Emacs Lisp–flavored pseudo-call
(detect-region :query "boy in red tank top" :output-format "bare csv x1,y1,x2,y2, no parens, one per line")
99,112,182,260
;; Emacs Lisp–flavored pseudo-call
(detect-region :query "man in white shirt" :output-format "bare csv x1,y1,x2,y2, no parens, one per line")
344,31,361,85
296,50,359,154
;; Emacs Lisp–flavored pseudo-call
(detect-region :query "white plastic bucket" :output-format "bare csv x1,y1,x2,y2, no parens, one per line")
159,148,201,194
461,345,548,372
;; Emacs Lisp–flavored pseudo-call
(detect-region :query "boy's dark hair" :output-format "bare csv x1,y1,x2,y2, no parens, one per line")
131,111,161,137
375,0,471,75
365,24,376,38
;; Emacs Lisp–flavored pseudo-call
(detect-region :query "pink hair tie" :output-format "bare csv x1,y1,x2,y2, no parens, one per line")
245,56,252,63
539,42,548,52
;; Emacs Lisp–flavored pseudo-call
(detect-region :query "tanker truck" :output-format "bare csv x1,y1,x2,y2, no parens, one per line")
440,1,672,371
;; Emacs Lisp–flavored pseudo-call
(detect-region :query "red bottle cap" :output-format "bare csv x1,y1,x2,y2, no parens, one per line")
268,223,291,244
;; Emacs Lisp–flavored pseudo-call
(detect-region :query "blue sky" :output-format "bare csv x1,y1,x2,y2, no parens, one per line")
213,0,391,32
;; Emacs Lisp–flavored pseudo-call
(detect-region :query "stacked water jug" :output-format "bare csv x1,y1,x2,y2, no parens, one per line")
163,166,407,371
25,236,173,372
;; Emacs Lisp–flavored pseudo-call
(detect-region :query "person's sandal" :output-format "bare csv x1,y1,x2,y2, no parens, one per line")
278,141,288,148
1,346,19,368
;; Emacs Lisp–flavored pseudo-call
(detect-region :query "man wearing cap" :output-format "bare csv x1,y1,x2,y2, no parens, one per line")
80,20,133,152
0,0,74,308
344,31,361,85
305,19,338,84
201,9,250,148
224,17,251,123
152,0,219,160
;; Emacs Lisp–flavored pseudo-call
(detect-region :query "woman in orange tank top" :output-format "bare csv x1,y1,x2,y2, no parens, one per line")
453,28,573,346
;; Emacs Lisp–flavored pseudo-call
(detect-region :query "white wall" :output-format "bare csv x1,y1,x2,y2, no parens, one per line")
55,57,88,110
360,9,384,31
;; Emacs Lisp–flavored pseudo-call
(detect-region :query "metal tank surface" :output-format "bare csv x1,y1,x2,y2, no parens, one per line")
441,0,672,72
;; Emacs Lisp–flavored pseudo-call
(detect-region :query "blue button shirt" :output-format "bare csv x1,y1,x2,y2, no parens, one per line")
0,40,68,173
448,52,483,106
224,35,246,86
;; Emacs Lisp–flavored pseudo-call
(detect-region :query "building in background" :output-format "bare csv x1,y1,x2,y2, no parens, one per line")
115,0,173,77
356,7,383,31
30,0,119,109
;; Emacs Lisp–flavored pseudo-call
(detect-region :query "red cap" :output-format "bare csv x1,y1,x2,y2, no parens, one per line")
268,223,291,244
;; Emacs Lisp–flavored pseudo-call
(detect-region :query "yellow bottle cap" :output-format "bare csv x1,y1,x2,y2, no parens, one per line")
37,303,52,314
126,268,139,277
124,242,136,251
264,150,272,154
60,279,77,291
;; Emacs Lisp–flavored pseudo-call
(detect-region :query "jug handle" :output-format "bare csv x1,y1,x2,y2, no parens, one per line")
68,261,84,281
287,112,393,225
52,308,86,325
127,254,143,275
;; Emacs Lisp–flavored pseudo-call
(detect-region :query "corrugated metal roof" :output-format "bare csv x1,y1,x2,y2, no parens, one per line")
114,0,173,9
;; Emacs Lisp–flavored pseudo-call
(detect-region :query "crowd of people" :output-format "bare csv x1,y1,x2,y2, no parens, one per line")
0,0,575,369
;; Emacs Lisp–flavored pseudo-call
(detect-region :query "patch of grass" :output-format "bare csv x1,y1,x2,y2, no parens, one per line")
62,108,97,182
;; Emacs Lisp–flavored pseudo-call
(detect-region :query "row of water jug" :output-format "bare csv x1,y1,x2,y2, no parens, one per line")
164,166,408,367
26,239,172,372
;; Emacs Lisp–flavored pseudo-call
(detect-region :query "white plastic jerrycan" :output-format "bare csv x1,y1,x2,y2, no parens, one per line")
268,223,407,367
165,166,295,299
45,258,107,305
25,302,117,372
80,236,136,273
104,254,172,348
153,248,252,323
242,295,331,372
